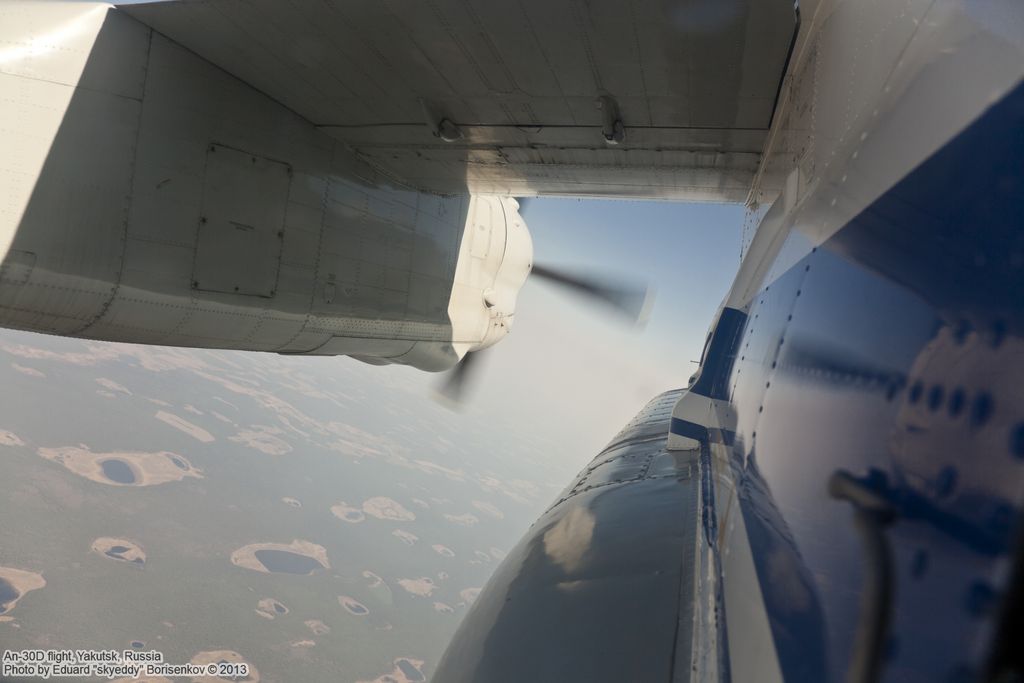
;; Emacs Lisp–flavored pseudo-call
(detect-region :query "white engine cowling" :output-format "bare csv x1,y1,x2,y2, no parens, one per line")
448,196,534,357
0,2,533,373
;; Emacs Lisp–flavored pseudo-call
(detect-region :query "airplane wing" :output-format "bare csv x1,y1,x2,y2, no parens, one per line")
120,0,798,201
433,389,707,682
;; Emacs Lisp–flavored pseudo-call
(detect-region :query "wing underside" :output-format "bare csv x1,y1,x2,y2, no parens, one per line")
121,0,797,201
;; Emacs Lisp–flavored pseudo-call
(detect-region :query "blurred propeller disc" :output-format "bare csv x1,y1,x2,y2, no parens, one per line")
530,263,653,325
436,348,484,407
434,264,653,407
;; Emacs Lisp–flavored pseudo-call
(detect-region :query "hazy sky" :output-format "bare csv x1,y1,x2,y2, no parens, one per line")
382,197,745,468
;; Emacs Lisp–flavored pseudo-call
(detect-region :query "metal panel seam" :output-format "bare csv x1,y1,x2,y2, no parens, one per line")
68,24,153,337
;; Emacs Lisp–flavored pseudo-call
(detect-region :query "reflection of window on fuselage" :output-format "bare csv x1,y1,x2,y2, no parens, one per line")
698,329,713,366
689,329,714,387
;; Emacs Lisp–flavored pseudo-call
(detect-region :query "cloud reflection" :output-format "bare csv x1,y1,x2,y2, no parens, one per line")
542,506,595,573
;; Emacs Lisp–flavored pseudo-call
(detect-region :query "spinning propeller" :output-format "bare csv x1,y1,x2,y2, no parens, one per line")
437,261,653,404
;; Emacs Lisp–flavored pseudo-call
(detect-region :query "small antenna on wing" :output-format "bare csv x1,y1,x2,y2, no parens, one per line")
420,99,463,142
595,95,625,145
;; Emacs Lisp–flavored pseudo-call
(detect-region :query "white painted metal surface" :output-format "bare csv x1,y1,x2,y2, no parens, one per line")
746,0,1024,256
192,144,291,299
0,0,803,373
0,2,536,371
0,2,144,336
448,196,533,360
121,0,798,201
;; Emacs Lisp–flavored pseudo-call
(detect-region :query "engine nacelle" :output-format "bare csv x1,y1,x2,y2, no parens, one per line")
0,2,532,372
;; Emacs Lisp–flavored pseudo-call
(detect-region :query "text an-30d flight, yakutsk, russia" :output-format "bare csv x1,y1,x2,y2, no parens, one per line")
1,0,1023,681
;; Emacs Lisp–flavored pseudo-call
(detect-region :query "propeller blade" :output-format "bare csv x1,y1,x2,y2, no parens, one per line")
435,349,484,406
531,263,653,324
435,262,652,407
